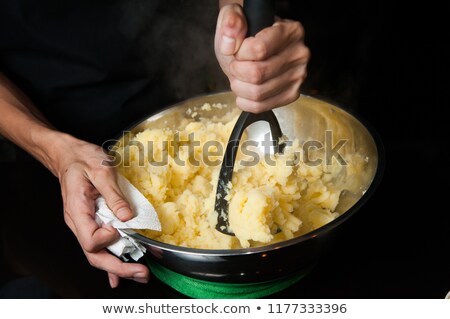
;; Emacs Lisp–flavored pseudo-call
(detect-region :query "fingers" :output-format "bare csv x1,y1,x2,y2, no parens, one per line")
63,170,120,252
58,140,149,288
216,4,247,56
64,175,149,287
108,273,120,288
230,44,308,86
88,166,134,222
86,250,150,285
230,62,306,102
235,19,305,61
236,81,302,113
227,19,310,113
215,12,309,112
76,212,120,252
233,48,308,112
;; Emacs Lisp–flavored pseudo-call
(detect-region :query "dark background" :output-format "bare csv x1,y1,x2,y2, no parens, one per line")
1,0,449,298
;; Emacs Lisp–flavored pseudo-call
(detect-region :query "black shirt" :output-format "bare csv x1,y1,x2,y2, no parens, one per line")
0,0,173,144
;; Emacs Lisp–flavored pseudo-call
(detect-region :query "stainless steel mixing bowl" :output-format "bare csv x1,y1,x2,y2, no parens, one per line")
117,92,383,283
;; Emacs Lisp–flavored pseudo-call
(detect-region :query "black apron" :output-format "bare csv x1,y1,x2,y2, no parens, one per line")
0,0,173,145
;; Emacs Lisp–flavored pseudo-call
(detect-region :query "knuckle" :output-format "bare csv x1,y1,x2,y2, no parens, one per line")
224,5,245,30
252,104,266,113
292,43,310,63
292,66,308,83
236,97,264,113
114,266,130,279
278,85,301,108
247,100,266,113
87,256,98,268
234,14,245,33
252,40,267,60
229,78,240,93
229,60,238,77
291,21,305,40
291,90,301,102
290,84,302,101
93,166,111,180
248,85,264,101
83,240,98,254
302,46,311,63
301,69,308,82
248,65,265,84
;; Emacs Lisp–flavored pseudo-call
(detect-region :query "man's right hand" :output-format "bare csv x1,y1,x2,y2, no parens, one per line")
215,2,310,113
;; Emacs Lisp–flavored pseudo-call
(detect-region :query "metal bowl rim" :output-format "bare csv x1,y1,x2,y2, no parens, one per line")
117,92,385,257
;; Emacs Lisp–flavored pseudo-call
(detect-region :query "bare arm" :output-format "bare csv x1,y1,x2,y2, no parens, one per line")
0,73,61,174
0,73,149,288
219,0,243,8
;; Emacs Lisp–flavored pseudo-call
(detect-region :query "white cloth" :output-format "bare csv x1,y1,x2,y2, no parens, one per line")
95,174,161,261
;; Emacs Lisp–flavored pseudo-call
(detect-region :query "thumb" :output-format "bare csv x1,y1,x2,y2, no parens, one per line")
91,169,134,222
216,4,247,56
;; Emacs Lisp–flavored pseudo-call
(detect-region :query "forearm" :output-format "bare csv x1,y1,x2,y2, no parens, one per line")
0,73,70,175
219,0,243,8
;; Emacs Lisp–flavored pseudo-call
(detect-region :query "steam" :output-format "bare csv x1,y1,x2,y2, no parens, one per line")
119,0,229,101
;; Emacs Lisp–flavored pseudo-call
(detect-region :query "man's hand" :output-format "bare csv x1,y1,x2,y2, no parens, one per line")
215,4,310,113
54,134,150,288
0,73,150,288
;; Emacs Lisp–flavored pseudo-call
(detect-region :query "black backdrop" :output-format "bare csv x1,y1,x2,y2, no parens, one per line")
281,0,450,298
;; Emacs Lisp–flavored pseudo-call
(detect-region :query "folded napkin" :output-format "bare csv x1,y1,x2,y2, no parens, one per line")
95,174,161,261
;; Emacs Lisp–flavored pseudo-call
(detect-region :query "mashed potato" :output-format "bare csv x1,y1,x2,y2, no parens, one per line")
117,104,348,249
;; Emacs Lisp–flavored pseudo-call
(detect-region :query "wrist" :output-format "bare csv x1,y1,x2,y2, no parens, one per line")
219,0,243,9
29,127,79,177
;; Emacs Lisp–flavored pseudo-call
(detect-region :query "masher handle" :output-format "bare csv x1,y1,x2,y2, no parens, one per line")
244,0,275,37
215,0,281,235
